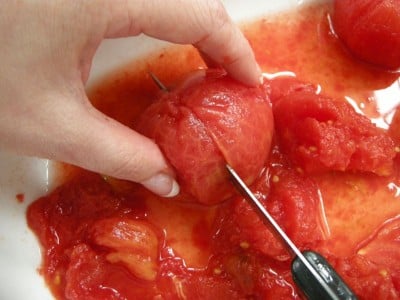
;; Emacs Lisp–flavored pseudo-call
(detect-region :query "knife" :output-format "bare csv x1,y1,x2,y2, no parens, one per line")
226,164,358,300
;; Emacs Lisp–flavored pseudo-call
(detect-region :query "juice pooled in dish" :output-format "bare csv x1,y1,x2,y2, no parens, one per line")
27,2,400,300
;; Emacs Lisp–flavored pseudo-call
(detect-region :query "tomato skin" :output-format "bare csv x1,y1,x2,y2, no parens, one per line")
271,77,396,176
136,69,274,205
89,218,160,281
27,173,162,300
333,0,400,70
157,257,243,299
27,173,126,250
356,216,400,274
65,244,162,300
65,244,118,300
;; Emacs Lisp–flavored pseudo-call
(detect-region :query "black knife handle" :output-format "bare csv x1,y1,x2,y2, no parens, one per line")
291,251,358,300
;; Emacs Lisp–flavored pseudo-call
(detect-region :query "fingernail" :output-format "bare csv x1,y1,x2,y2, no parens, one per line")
141,173,180,198
259,74,264,85
257,64,264,85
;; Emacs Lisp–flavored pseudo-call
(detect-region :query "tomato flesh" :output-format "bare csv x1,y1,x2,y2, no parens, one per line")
271,77,396,175
213,164,325,261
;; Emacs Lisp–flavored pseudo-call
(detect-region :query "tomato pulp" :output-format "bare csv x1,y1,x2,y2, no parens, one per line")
27,3,400,300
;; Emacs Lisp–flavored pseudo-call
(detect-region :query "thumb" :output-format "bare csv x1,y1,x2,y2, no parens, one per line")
67,107,180,197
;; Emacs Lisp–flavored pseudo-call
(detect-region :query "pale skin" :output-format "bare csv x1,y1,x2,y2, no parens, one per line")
0,0,261,197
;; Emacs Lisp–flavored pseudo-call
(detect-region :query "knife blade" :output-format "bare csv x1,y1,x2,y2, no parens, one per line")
226,164,357,300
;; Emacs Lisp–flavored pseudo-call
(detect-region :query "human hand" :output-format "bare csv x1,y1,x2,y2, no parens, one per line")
0,0,261,197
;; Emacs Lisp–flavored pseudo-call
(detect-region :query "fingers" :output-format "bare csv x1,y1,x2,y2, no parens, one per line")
64,107,180,197
104,0,262,86
0,90,179,198
195,23,263,86
0,0,261,197
84,115,180,196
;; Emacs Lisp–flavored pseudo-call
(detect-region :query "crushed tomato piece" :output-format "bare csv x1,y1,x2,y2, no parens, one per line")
270,77,396,176
213,165,325,261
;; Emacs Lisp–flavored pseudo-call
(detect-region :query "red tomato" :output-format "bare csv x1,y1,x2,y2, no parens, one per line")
334,255,400,299
220,253,298,299
89,218,160,281
65,244,159,300
213,167,324,260
356,216,400,273
136,69,274,204
65,244,116,300
157,257,243,299
271,77,396,175
27,173,162,300
326,217,400,299
333,0,400,70
389,106,400,145
27,173,125,250
389,107,400,163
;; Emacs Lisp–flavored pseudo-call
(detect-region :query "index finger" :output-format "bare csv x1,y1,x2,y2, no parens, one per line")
103,0,262,86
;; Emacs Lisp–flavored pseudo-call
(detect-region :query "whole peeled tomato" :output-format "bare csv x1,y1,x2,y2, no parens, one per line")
333,0,400,70
135,69,273,205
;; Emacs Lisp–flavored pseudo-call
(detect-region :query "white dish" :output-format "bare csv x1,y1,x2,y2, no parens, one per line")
0,1,325,299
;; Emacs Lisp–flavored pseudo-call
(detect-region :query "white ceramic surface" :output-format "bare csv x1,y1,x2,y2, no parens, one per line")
0,1,323,299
